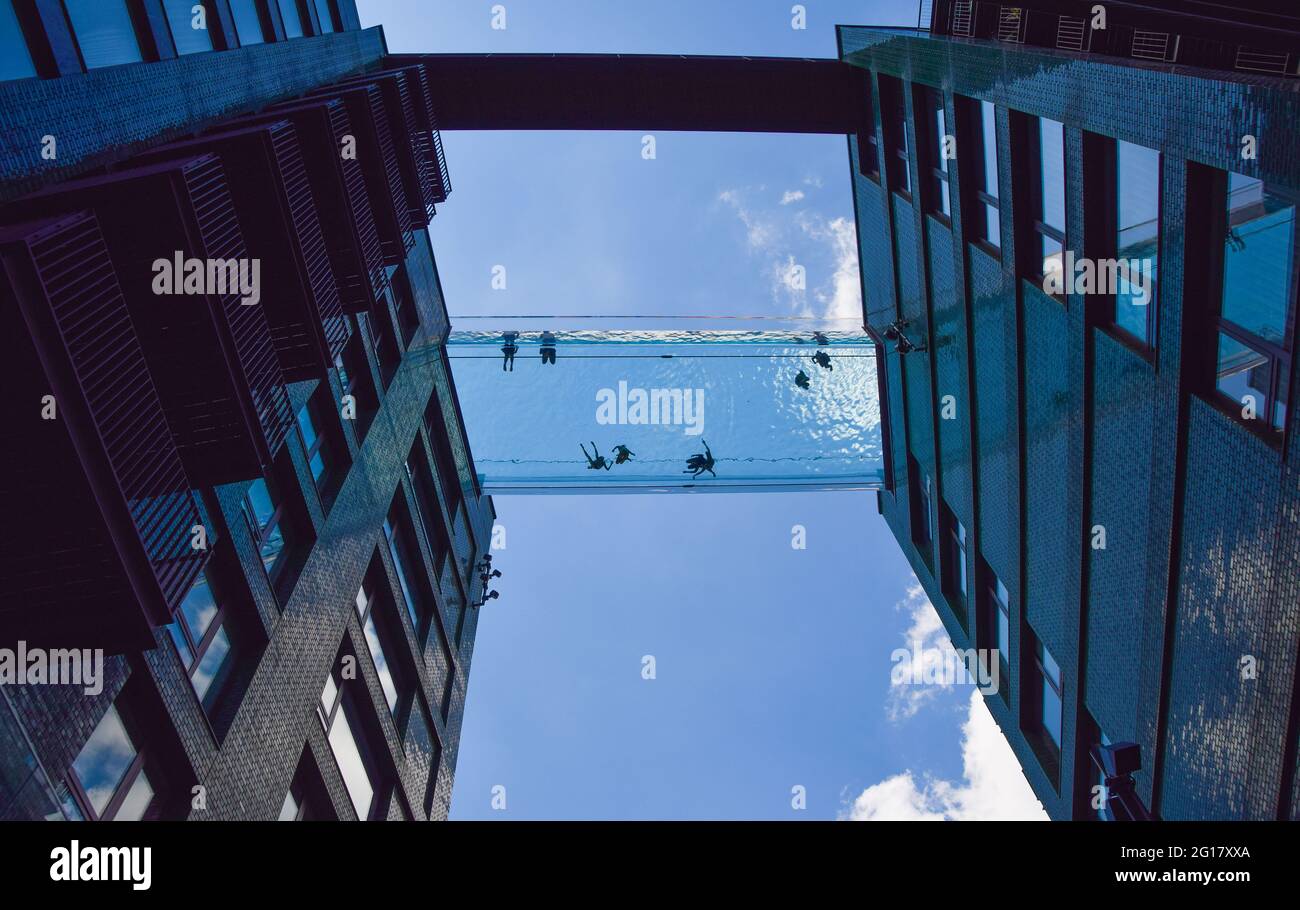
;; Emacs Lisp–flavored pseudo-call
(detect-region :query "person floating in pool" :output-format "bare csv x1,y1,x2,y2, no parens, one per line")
501,331,519,371
683,440,716,478
812,350,833,371
580,442,611,471
612,444,635,465
813,331,830,346
540,330,557,365
795,369,811,390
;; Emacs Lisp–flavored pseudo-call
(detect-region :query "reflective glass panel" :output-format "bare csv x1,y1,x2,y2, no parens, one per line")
278,0,304,38
980,100,998,197
0,1,36,80
229,0,265,44
163,0,213,55
64,0,143,69
1222,173,1296,345
1038,117,1066,231
71,706,137,816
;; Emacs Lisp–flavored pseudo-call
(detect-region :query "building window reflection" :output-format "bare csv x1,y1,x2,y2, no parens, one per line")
1214,172,1297,434
163,0,213,55
0,1,36,80
68,705,154,821
63,0,144,70
1114,140,1161,345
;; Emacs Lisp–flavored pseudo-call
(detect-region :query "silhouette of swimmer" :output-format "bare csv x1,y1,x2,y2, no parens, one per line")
612,444,635,465
540,330,557,365
580,441,612,471
683,439,716,478
813,332,830,346
812,350,833,371
501,332,519,371
795,370,811,390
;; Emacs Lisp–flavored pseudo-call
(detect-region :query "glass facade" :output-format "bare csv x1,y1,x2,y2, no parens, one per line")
167,568,233,707
0,1,35,80
313,0,337,32
318,674,375,819
163,0,214,55
229,0,266,45
278,0,305,38
1115,140,1161,344
974,99,1000,247
1036,116,1067,282
64,0,144,69
1036,640,1063,750
69,705,153,821
1216,173,1296,431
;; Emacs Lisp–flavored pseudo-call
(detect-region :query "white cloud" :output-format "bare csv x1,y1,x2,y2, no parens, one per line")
804,174,824,188
798,214,860,323
842,690,1049,821
886,583,953,721
716,187,861,322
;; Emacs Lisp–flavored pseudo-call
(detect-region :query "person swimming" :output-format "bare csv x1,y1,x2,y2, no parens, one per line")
683,439,716,478
580,441,611,471
795,369,811,390
812,350,833,371
813,331,830,346
612,445,635,465
540,330,557,365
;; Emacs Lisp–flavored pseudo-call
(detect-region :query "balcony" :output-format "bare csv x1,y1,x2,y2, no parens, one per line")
6,156,294,486
125,122,350,380
0,213,210,652
293,84,415,265
324,69,440,228
229,98,390,314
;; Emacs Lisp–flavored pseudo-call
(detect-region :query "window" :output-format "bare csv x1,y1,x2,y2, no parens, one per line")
63,0,143,69
317,667,378,819
241,475,293,582
390,266,420,348
907,454,933,558
68,705,154,821
384,500,429,636
1094,729,1115,821
163,0,213,55
368,305,401,390
165,567,234,709
405,441,451,578
1034,638,1063,750
992,576,1010,675
336,325,376,439
857,77,880,180
229,0,267,45
424,392,464,521
879,76,911,196
1114,140,1161,345
353,581,402,716
942,505,968,604
277,0,305,37
1214,172,1297,434
921,88,951,219
0,1,36,80
312,0,338,33
966,98,1000,248
296,394,342,498
1030,116,1067,286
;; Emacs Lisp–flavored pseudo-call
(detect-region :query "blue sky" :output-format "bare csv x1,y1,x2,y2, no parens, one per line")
357,0,1047,820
